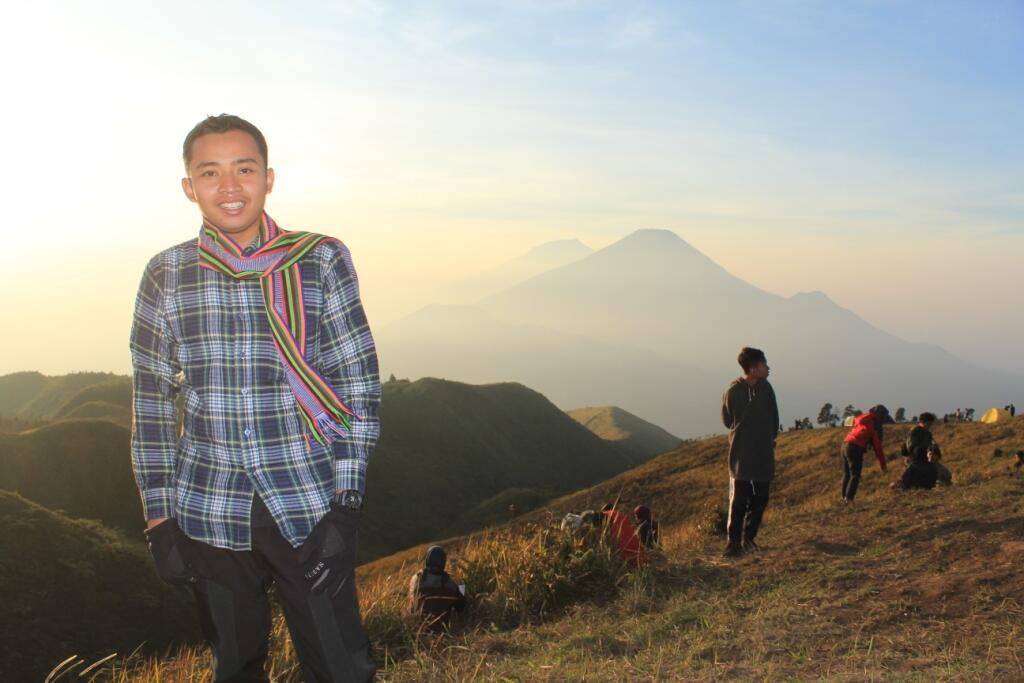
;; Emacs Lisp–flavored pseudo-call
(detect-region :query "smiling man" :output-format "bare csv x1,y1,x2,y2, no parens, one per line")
130,114,379,682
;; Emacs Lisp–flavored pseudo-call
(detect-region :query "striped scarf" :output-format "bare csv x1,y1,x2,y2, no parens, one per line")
197,212,358,445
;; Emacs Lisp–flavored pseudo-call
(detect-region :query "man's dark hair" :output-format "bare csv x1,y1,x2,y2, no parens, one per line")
919,412,937,424
737,347,767,373
183,114,268,169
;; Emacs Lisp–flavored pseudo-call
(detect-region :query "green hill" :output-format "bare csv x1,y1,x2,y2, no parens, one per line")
0,371,48,415
0,376,637,564
0,419,142,535
0,491,199,682
0,371,125,419
55,377,133,426
361,378,635,560
566,405,682,463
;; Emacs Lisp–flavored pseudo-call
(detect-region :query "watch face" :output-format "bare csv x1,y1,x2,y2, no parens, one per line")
341,491,363,509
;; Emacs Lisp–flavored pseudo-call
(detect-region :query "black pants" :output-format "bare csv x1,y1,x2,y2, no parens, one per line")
727,478,770,544
841,442,865,501
191,496,376,682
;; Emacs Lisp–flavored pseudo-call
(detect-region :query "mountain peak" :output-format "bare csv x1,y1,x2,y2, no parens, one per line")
523,238,592,260
789,290,834,304
617,228,687,246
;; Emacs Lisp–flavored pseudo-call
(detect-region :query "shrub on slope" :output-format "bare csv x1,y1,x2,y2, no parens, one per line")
0,491,199,682
360,378,635,561
0,419,143,535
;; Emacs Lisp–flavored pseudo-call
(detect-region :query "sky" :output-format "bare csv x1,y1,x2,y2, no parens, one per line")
0,0,1021,375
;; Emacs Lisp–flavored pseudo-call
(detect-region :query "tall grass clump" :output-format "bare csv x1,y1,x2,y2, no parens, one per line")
356,522,650,663
457,523,640,628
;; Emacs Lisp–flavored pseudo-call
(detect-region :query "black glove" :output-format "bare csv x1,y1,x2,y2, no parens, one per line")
298,502,359,597
145,519,205,586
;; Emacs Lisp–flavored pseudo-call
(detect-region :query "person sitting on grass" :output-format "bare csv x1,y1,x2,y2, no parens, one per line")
931,443,952,485
406,545,466,632
600,504,648,568
839,404,890,503
560,509,601,537
893,412,939,490
633,505,660,549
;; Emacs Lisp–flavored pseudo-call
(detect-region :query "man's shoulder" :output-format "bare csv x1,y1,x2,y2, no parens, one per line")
724,378,744,394
145,238,198,270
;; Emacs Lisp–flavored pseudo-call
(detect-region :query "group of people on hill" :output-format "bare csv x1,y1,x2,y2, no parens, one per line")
839,407,950,502
560,503,661,567
945,407,976,423
404,503,663,632
716,346,967,560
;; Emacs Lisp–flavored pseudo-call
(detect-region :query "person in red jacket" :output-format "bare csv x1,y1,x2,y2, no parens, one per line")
840,404,890,503
600,504,648,568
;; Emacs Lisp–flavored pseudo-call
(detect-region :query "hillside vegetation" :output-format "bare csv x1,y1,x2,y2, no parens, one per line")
567,405,682,464
0,419,143,534
362,378,637,559
99,415,1024,681
0,371,124,419
0,374,643,564
0,492,199,682
55,377,133,426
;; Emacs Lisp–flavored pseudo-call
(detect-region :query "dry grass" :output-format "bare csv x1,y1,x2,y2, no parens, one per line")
61,416,1024,682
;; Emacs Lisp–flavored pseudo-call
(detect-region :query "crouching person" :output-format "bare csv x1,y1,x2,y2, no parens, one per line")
406,546,466,632
893,412,939,490
840,404,889,503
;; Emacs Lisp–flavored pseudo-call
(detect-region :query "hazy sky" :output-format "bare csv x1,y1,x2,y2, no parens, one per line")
1,1,1021,375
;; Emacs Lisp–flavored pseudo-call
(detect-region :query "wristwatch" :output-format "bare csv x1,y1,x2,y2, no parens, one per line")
335,489,364,511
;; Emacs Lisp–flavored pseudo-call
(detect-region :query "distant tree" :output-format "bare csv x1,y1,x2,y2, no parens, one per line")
800,417,814,430
817,403,840,428
842,404,860,419
387,373,397,383
894,407,906,423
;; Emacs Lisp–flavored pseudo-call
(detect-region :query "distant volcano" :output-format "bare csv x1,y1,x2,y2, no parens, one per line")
380,229,1014,437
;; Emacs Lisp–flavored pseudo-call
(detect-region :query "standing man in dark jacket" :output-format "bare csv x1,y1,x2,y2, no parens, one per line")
720,347,779,557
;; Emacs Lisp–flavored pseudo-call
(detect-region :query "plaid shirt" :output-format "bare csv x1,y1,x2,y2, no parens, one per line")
130,235,380,550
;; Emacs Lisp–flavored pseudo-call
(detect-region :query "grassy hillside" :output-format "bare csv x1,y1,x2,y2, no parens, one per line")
361,378,636,560
0,377,638,564
0,419,143,535
0,371,125,419
0,491,199,682
56,377,133,426
0,371,48,415
567,405,683,463
109,415,1024,681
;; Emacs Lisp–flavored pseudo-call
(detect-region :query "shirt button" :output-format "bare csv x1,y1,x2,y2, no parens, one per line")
244,428,252,437
241,388,249,395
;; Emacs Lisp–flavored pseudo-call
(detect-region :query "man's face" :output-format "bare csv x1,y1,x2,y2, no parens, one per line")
749,360,770,381
182,130,274,237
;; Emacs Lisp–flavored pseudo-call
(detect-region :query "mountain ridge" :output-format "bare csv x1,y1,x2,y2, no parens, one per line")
380,228,1020,437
